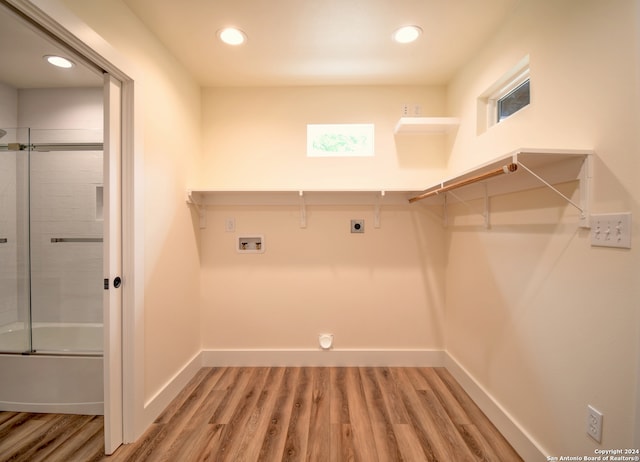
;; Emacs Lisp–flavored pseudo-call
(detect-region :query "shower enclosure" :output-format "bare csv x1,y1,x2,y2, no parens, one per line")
0,127,104,414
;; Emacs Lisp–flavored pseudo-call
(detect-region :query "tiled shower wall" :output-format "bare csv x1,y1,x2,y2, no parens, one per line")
0,152,19,327
29,149,104,324
0,83,20,328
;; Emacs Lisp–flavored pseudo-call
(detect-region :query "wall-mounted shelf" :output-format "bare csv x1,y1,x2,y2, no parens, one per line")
186,189,413,206
408,148,594,228
394,117,460,134
186,189,417,229
187,149,593,230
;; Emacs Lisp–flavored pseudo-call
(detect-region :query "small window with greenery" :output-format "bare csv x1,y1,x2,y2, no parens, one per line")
307,123,375,157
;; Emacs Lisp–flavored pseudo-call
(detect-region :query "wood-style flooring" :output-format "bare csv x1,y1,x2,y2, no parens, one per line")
0,367,523,461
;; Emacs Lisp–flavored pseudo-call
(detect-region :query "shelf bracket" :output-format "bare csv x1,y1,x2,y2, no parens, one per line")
186,190,206,229
578,154,592,228
518,157,591,228
299,191,307,228
374,191,385,228
483,183,490,229
443,192,448,228
445,186,490,229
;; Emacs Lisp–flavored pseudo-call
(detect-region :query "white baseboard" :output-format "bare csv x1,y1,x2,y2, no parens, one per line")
201,349,446,367
444,353,546,461
141,350,203,429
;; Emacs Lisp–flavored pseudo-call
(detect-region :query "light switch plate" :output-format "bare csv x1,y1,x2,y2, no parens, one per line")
591,213,631,248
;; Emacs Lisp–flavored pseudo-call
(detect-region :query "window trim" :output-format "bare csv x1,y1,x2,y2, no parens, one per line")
487,68,530,126
476,55,530,134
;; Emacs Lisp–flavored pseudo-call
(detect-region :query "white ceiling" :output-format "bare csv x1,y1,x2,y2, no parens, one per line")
0,4,103,89
121,0,519,86
0,0,518,90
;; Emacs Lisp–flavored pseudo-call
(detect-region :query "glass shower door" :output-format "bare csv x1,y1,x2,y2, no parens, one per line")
28,128,104,354
0,128,31,353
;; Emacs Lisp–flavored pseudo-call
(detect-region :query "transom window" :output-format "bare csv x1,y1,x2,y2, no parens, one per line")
306,124,375,157
495,72,530,123
477,56,530,133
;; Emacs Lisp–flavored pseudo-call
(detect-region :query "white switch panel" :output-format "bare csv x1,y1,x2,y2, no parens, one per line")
591,213,632,248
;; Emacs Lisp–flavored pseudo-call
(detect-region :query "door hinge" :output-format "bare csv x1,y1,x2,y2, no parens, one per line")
104,278,109,290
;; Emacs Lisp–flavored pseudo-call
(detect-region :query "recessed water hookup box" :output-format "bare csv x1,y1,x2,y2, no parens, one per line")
237,235,264,253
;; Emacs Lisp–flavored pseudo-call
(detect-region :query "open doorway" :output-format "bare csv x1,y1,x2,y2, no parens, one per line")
0,1,124,454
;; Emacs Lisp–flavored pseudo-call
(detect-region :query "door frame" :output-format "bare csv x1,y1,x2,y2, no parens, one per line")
6,0,145,447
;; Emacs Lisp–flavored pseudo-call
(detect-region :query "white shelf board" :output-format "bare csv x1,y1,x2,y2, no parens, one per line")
410,148,594,227
186,149,593,228
394,117,460,134
415,148,592,200
186,189,418,206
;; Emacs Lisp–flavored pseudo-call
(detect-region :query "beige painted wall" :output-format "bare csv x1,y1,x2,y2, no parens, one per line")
446,0,640,455
60,0,203,403
200,203,445,351
200,85,449,190
198,86,450,351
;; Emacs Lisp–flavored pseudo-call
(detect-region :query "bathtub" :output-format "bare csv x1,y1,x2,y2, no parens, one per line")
0,323,104,415
0,323,103,354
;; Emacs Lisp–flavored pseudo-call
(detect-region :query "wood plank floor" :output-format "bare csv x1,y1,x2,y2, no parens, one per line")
0,367,522,461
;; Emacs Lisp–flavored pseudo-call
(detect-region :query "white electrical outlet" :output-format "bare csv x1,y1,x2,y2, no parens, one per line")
225,217,235,233
591,213,631,248
587,405,603,443
401,103,422,116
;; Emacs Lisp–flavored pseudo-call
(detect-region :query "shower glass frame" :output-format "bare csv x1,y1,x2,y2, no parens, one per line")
0,128,32,353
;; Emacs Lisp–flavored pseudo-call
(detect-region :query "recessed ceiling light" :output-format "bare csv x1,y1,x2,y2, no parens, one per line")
218,27,247,46
44,55,75,68
392,25,423,44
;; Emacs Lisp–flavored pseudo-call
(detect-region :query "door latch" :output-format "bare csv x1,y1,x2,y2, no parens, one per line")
104,277,122,289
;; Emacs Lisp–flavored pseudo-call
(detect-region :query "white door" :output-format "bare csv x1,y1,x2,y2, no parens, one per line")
103,73,123,454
